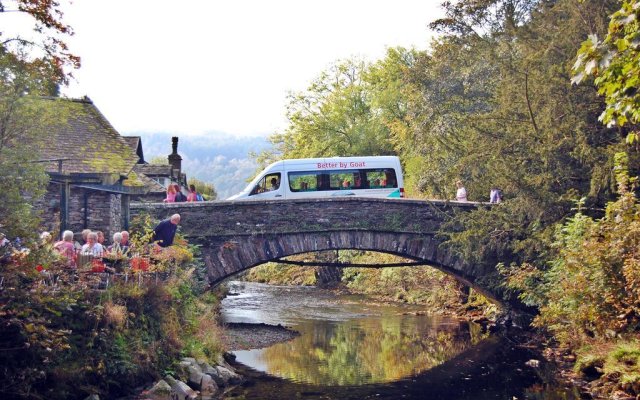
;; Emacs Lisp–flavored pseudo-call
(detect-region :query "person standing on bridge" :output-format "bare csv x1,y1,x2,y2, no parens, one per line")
152,214,181,248
187,184,199,202
489,187,502,203
455,180,468,202
164,184,177,203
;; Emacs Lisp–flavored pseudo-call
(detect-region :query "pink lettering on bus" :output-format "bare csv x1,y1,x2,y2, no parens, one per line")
317,162,338,169
317,161,366,169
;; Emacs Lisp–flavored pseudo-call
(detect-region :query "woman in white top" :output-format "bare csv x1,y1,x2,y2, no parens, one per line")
455,180,468,202
81,232,104,256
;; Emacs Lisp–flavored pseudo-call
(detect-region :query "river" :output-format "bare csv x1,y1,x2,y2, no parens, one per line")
220,281,583,400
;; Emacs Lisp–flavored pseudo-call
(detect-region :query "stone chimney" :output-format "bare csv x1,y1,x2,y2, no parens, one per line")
168,136,182,181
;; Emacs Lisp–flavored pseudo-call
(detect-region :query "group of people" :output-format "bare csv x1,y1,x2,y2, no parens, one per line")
164,183,204,203
49,212,181,270
455,180,502,203
52,229,132,268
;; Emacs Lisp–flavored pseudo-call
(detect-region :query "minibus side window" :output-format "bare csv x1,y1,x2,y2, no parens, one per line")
329,169,359,189
365,169,397,188
289,172,319,192
288,168,397,192
384,170,397,188
249,173,281,195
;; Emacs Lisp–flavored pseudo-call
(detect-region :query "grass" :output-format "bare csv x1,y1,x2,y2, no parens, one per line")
575,339,640,396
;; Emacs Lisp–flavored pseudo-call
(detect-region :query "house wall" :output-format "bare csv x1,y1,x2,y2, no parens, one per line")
39,183,123,241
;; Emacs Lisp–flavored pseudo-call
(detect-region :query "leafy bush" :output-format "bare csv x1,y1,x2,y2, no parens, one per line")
504,154,640,348
245,261,317,286
0,222,224,399
341,251,467,311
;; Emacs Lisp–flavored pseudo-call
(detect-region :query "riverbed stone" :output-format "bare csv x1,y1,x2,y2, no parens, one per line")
187,365,206,389
216,354,234,370
182,357,197,364
189,363,203,375
145,379,172,400
216,365,242,385
199,374,219,398
198,361,217,375
203,365,225,387
525,359,540,368
176,360,196,382
165,375,197,400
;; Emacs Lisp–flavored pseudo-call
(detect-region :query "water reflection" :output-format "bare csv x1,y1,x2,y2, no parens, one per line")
223,281,486,385
236,318,483,385
222,281,582,400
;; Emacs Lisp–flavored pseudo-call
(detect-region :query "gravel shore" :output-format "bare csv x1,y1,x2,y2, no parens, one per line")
221,322,300,351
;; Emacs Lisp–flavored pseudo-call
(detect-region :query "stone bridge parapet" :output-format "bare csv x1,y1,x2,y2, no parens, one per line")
130,198,516,308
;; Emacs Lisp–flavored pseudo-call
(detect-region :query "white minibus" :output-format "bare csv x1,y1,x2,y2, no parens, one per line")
227,156,405,200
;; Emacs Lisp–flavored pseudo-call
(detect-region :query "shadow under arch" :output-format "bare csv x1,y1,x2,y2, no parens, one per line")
197,230,504,306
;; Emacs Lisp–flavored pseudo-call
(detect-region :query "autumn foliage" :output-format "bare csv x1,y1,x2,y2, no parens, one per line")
504,154,640,349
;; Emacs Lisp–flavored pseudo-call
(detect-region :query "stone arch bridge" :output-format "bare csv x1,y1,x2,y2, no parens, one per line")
130,198,517,309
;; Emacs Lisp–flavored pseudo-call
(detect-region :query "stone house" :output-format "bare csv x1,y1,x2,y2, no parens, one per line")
127,137,189,203
120,135,166,202
36,97,147,240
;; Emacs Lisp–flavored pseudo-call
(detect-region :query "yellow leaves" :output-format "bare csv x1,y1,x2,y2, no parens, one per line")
24,323,36,333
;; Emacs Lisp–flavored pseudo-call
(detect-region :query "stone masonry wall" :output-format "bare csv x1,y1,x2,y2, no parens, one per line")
129,198,471,239
129,198,523,309
38,183,123,241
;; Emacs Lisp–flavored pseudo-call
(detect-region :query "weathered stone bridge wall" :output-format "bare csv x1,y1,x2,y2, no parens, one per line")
130,198,513,308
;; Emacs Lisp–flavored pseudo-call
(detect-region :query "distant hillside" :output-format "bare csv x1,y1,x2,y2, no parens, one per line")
129,132,271,199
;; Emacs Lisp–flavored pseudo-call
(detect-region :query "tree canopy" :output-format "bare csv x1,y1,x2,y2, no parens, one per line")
0,0,79,86
256,0,637,317
572,0,640,148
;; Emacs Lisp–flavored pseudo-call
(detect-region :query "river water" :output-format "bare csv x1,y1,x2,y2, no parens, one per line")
220,281,583,400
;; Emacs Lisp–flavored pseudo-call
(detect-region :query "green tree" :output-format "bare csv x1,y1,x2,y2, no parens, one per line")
430,0,539,37
503,154,640,349
0,0,80,86
572,0,640,148
404,1,621,278
188,177,217,200
0,50,58,239
253,49,418,177
265,57,397,161
148,155,167,165
501,0,640,350
0,0,79,239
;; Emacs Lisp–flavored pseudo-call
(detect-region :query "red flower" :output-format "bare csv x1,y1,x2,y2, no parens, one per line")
36,265,44,272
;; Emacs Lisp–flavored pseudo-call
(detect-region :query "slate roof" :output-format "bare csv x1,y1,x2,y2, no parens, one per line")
37,97,138,176
122,136,145,164
128,166,166,193
135,163,173,177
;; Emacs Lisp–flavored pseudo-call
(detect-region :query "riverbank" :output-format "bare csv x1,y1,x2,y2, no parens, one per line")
220,280,621,399
221,322,300,351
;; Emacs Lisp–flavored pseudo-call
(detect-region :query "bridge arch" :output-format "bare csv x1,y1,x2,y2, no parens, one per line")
199,229,501,303
130,198,516,309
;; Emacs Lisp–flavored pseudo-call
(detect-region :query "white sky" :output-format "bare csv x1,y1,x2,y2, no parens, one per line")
56,1,443,137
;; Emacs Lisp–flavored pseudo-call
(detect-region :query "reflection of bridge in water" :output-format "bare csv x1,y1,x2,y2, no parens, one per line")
131,198,519,309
